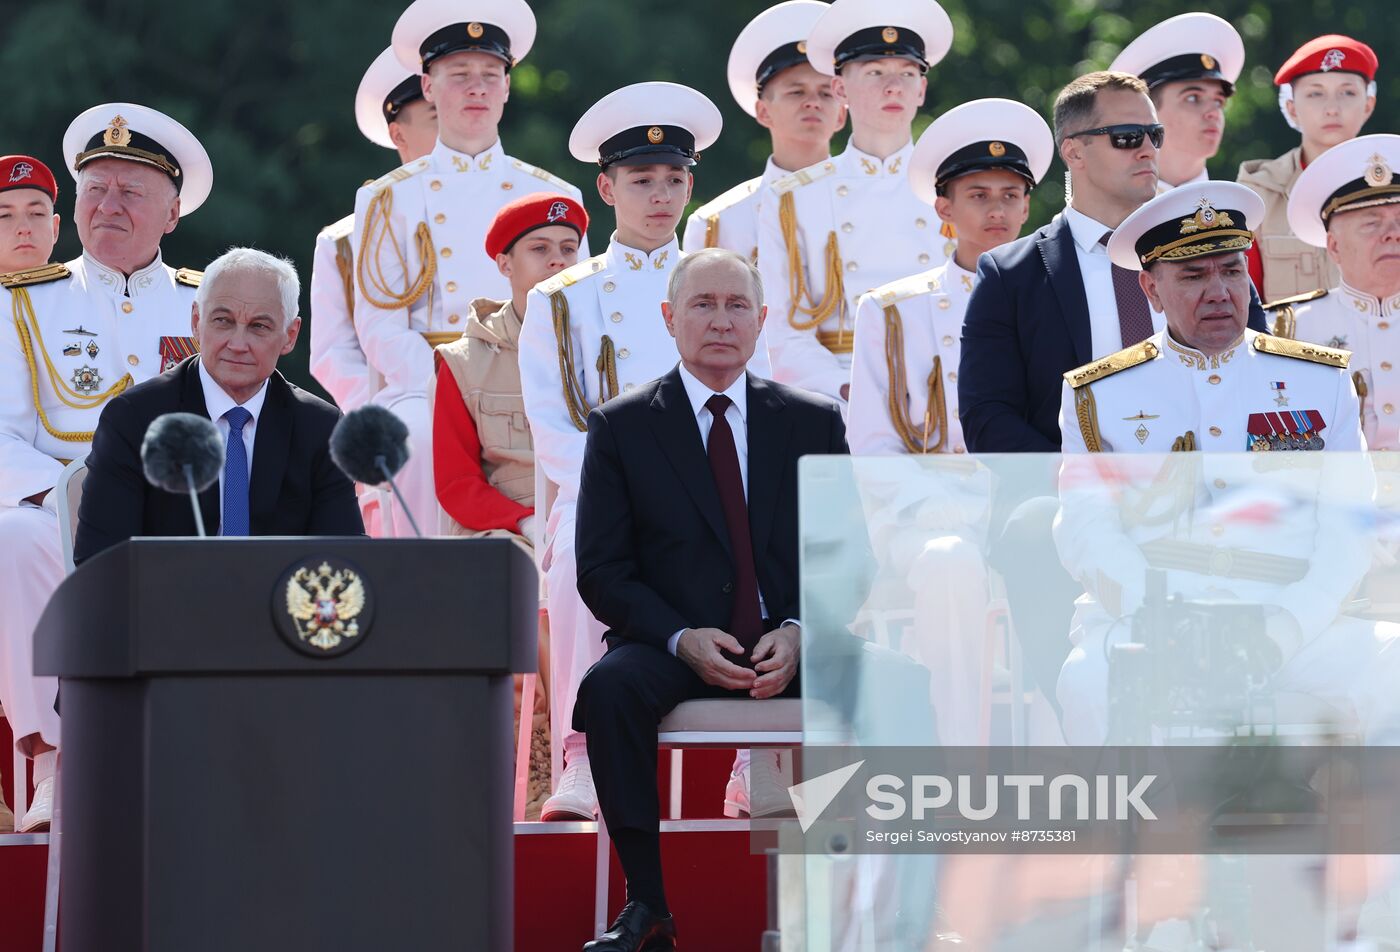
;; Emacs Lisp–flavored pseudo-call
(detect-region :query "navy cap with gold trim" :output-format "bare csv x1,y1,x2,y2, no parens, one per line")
1108,181,1264,271
392,0,537,74
1287,134,1400,247
1110,13,1245,96
805,0,953,77
356,47,425,150
909,98,1053,205
727,0,831,118
62,103,212,217
569,83,722,169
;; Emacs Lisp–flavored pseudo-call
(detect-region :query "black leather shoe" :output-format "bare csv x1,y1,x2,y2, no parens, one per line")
582,900,677,951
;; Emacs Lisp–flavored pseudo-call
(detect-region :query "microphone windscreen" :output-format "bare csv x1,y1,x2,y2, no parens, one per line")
142,412,225,493
330,405,411,486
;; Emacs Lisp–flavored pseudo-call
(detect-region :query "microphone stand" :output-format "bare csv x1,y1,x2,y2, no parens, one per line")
376,455,423,538
183,464,207,538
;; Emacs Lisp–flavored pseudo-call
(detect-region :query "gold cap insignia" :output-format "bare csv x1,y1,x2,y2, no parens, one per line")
989,141,1006,157
1201,53,1216,70
274,558,375,657
796,40,807,54
103,115,131,148
647,126,665,144
1179,198,1235,235
882,26,899,43
467,21,484,38
1365,153,1392,188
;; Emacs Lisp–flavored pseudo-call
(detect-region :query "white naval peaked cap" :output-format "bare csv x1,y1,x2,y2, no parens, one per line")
1108,181,1264,271
568,82,722,168
727,0,831,118
1110,12,1245,92
63,103,212,217
908,98,1053,206
805,0,954,77
355,47,426,150
392,0,537,74
1287,133,1400,247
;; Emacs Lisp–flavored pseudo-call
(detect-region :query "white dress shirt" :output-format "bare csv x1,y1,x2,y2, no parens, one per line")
1062,205,1165,359
197,357,268,534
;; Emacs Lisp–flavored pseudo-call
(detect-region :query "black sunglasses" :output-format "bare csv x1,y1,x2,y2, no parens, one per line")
1067,123,1165,150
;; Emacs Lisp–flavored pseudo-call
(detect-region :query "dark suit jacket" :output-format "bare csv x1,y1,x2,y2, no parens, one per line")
574,367,848,651
74,356,363,563
958,214,1269,452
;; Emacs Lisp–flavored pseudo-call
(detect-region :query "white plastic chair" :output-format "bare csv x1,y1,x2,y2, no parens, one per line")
55,455,88,577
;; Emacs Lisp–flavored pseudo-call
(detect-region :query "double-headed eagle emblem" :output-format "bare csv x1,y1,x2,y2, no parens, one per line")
285,561,366,651
1179,198,1235,235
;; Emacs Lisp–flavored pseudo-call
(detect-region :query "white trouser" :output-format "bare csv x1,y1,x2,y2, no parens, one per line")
1059,610,1400,745
907,533,990,746
374,391,439,538
543,512,608,781
0,503,64,752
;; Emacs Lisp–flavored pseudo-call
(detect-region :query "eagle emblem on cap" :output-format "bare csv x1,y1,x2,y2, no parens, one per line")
467,21,484,38
1365,153,1392,188
1180,198,1235,235
8,162,33,183
647,126,665,144
103,115,131,148
1321,49,1346,71
882,26,899,43
988,142,1006,157
1201,53,1216,70
285,562,366,652
547,200,570,222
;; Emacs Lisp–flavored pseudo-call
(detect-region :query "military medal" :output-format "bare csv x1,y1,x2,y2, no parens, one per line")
158,335,199,373
1270,381,1289,407
1247,410,1326,451
63,326,96,336
71,366,102,394
1123,410,1159,444
62,343,81,357
86,340,99,358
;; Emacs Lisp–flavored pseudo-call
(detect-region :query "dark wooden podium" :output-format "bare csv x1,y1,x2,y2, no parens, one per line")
33,537,537,952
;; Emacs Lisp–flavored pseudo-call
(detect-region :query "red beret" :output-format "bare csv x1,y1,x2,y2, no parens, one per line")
484,192,589,259
0,155,58,202
1275,35,1379,86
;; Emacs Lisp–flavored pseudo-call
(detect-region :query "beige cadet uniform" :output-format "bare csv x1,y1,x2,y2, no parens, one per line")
1053,328,1400,745
352,137,584,536
757,141,953,404
1271,284,1400,449
0,255,200,750
1238,149,1342,302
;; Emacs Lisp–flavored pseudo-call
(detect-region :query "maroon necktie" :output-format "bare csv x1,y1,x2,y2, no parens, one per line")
704,394,764,654
1101,231,1154,346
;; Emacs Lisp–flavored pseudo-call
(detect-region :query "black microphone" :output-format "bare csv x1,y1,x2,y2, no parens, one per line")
141,412,224,537
329,405,421,537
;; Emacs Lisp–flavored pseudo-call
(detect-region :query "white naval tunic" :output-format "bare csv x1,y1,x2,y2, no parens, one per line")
308,213,378,413
680,157,786,261
1285,283,1400,450
757,141,953,403
350,137,586,536
0,252,198,752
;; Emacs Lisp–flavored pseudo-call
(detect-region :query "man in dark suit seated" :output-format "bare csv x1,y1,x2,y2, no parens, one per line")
75,247,363,561
571,248,847,951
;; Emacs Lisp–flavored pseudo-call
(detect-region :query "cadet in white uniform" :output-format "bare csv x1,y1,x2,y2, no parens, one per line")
1109,13,1244,195
1277,134,1400,449
757,0,956,405
680,0,845,263
520,82,764,820
846,99,1052,744
0,103,212,832
352,0,585,537
1054,183,1400,752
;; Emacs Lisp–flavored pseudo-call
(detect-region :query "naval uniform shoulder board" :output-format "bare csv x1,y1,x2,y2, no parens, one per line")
510,158,578,196
1252,334,1350,369
1263,288,1328,339
318,214,355,242
694,177,761,219
364,158,430,193
770,159,840,196
174,268,203,288
874,271,944,307
0,262,71,288
536,254,605,297
1263,288,1329,310
1063,339,1160,390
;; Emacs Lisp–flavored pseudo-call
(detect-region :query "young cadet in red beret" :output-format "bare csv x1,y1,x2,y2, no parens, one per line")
1238,35,1380,305
0,156,60,275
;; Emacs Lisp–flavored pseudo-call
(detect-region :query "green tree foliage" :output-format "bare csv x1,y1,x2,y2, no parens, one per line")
3,0,1394,394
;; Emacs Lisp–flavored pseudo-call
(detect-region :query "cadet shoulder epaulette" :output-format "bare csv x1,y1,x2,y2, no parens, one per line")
1263,287,1329,310
770,159,840,196
1253,333,1350,369
510,158,578,196
694,177,761,219
174,268,203,288
365,158,430,193
873,271,944,307
536,254,605,296
1063,339,1160,389
318,214,355,242
0,262,71,288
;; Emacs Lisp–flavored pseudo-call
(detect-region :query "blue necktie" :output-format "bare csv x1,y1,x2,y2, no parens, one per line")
222,407,252,537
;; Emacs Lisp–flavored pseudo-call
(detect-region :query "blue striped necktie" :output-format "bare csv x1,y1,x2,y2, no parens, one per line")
222,407,252,536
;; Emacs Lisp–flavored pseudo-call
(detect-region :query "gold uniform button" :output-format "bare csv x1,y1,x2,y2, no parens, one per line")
1208,374,1222,385
915,218,927,229
836,185,850,197
448,314,460,324
440,247,452,258
1214,479,1227,490
430,180,442,191
618,348,631,359
823,162,834,171
942,335,954,346
1209,426,1222,437
845,261,858,273
918,253,930,264
954,446,966,454
127,354,139,366
1381,322,1391,330
610,312,623,323
947,370,957,382
603,281,616,292
841,222,853,233
501,182,514,191
1385,362,1394,371
1386,404,1396,415
434,213,446,224
121,301,133,313
445,281,457,293
1210,525,1224,537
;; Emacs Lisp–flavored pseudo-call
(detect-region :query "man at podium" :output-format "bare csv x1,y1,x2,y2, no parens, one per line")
74,247,363,560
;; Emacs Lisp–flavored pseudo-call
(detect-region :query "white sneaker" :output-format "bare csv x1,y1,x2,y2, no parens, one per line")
18,775,53,833
541,756,598,821
724,750,793,819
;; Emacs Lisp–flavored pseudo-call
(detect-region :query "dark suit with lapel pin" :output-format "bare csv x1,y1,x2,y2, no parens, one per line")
74,356,363,563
